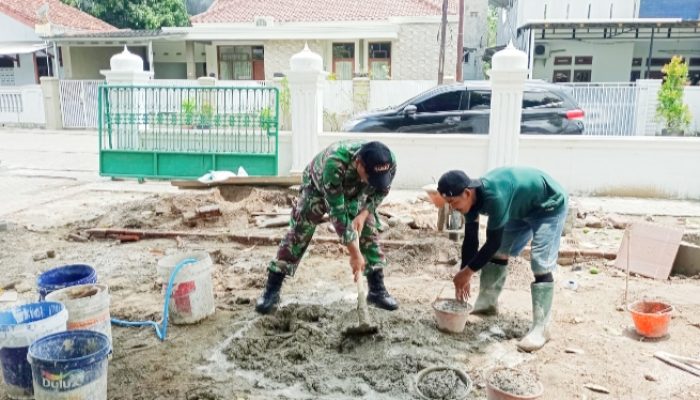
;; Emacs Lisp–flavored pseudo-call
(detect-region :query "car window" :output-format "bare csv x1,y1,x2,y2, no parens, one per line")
468,91,491,110
417,90,463,113
522,91,564,109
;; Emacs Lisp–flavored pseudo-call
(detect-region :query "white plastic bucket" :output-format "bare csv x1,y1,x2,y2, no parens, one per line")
46,284,112,348
156,252,215,325
0,302,68,399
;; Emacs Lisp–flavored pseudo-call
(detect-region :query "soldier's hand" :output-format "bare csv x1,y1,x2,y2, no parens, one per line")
351,209,370,234
348,238,365,282
453,267,474,302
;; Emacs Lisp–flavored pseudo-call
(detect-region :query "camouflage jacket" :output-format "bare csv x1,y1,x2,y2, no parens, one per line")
304,140,396,245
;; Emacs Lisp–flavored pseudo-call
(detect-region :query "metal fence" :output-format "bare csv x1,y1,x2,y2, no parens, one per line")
99,84,279,179
60,80,102,128
558,82,640,136
60,79,269,129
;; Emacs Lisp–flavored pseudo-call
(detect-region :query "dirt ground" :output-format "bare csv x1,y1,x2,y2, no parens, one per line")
1,186,700,400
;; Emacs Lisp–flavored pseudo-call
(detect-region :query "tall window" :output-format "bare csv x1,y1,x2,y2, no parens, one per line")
218,46,265,80
369,42,391,80
332,43,355,80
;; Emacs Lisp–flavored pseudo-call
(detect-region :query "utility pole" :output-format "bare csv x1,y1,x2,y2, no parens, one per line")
437,0,448,84
456,0,464,82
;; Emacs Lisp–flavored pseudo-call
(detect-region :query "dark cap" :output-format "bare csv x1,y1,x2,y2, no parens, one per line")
358,141,395,191
437,170,481,197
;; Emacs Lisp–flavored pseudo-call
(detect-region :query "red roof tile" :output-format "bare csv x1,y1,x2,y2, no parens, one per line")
0,0,115,33
192,0,458,24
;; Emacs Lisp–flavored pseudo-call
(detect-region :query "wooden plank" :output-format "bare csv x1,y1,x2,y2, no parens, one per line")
172,175,302,189
615,222,684,280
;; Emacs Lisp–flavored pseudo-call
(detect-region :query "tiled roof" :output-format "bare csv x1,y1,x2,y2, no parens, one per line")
192,0,458,24
0,0,115,33
51,30,183,40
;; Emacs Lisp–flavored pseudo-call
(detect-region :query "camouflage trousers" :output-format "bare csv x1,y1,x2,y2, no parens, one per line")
269,184,386,277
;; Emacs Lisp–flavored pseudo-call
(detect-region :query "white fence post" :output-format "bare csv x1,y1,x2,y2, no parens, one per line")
40,77,63,130
487,42,528,170
287,44,326,174
634,79,662,136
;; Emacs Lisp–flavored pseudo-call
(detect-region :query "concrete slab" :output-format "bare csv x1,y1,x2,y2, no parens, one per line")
615,222,684,280
672,243,700,277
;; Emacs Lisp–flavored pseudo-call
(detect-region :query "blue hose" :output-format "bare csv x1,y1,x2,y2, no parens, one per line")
111,258,197,341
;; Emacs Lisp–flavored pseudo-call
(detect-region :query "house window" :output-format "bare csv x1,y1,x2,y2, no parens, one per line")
218,46,265,80
0,57,13,68
573,70,592,82
630,71,641,82
554,56,572,66
552,70,571,83
650,58,672,67
575,56,593,65
368,42,391,80
632,58,642,67
332,43,355,80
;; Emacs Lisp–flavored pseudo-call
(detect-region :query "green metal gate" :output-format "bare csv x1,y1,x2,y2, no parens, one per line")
98,84,279,179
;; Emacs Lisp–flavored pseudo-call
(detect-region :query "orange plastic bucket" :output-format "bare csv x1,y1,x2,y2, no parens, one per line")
422,184,446,208
628,300,673,338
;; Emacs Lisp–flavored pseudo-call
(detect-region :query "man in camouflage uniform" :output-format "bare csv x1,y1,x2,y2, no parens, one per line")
255,140,399,314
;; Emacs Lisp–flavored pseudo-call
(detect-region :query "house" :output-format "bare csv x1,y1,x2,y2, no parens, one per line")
491,0,700,83
0,0,115,85
50,0,490,82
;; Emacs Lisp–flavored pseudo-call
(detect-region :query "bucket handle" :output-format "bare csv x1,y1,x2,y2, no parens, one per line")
433,283,449,305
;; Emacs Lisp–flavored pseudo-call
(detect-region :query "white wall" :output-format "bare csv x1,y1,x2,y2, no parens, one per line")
13,54,37,85
532,40,634,82
276,133,700,199
0,13,40,43
685,87,700,134
0,85,45,125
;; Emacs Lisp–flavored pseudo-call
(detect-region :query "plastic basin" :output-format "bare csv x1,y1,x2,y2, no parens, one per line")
432,298,471,333
628,300,673,338
486,368,544,400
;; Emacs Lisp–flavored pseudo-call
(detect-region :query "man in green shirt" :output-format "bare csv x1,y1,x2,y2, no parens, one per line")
438,167,568,352
256,140,399,314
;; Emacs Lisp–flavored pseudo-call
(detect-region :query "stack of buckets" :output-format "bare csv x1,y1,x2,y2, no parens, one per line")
0,253,215,399
0,264,111,400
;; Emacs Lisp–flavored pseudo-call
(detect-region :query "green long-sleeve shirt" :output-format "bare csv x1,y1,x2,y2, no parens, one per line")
305,140,396,245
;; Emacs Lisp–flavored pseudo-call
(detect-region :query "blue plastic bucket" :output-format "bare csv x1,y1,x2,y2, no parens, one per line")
28,330,110,400
37,264,97,300
0,302,68,399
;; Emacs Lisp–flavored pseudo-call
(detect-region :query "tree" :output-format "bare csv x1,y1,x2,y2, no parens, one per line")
61,0,190,30
656,56,692,135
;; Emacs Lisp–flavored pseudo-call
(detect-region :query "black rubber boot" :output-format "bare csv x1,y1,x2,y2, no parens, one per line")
255,271,286,314
366,269,399,311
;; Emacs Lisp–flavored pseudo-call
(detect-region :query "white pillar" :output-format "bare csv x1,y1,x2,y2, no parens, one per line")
287,43,326,174
487,41,528,170
100,47,153,148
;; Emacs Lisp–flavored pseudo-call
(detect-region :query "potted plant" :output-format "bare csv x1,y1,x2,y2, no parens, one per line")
656,56,692,136
181,99,196,128
198,101,214,129
259,107,274,133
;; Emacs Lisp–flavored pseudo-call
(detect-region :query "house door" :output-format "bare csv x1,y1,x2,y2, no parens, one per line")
252,46,265,80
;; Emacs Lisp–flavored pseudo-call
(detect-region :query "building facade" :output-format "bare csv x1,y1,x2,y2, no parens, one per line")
492,0,700,83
